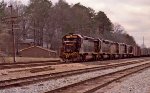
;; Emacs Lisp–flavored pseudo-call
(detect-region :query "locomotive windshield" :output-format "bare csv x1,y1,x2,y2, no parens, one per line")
64,43,76,52
63,38,77,42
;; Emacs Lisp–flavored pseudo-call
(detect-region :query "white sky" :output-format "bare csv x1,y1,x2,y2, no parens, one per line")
2,0,150,47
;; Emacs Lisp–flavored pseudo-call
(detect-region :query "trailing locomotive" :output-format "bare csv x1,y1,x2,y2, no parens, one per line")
60,33,150,62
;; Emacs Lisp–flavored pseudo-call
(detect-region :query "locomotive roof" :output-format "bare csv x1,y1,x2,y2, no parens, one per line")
83,36,95,40
63,33,83,38
63,33,133,46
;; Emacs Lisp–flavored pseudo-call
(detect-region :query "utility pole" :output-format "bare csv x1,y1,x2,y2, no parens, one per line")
9,5,16,63
143,36,145,48
34,21,36,46
143,36,144,46
1,5,20,63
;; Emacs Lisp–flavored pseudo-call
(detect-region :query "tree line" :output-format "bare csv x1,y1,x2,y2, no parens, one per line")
0,0,136,55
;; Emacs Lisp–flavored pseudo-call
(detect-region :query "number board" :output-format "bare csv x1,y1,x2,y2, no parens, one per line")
66,35,78,38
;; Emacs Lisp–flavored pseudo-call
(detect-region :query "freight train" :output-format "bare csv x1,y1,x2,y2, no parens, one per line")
60,33,150,62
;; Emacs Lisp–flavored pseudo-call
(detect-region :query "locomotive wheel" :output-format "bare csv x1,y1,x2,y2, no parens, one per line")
107,54,111,60
79,54,86,62
119,54,122,59
113,54,116,59
63,59,70,63
100,54,104,60
110,55,113,60
92,54,97,61
97,55,101,61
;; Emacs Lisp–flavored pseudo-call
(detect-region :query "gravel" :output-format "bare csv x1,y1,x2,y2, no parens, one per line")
0,61,150,93
94,66,150,93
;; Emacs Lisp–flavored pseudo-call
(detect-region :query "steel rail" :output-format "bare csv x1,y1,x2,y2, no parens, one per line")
0,59,148,89
46,61,150,93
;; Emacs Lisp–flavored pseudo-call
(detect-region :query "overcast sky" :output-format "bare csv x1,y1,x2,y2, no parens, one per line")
3,0,150,47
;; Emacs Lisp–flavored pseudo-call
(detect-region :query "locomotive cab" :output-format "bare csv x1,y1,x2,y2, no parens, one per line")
61,34,82,61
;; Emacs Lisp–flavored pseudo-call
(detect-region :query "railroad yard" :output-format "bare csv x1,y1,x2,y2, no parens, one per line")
0,57,150,93
0,0,150,93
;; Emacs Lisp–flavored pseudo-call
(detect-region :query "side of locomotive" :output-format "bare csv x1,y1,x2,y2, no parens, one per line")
119,43,128,58
60,34,101,61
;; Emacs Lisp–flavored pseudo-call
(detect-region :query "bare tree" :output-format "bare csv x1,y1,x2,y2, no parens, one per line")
113,23,125,34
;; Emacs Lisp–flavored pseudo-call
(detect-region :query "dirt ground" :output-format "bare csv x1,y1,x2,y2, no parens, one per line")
0,62,97,81
0,57,60,63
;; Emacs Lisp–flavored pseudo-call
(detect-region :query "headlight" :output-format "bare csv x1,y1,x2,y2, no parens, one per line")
66,49,71,52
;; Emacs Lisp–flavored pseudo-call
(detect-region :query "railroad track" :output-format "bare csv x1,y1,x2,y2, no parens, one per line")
0,58,149,89
46,60,150,93
0,57,146,70
0,60,61,70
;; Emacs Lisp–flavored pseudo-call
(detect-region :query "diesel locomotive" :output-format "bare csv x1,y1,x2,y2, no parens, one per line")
60,33,150,62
